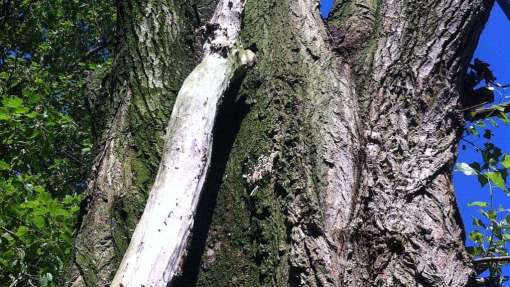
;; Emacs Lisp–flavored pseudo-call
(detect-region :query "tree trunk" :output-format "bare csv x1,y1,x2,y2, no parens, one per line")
193,0,492,286
66,1,217,286
68,0,494,286
110,1,255,285
329,0,492,285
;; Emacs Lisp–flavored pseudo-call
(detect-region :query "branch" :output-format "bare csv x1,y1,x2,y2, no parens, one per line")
0,226,21,242
83,43,109,59
110,1,255,286
465,102,510,121
473,256,510,265
497,0,510,21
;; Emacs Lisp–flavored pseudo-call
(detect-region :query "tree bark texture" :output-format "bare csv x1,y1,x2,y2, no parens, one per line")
66,1,217,286
193,0,493,286
329,0,493,286
111,0,255,285
68,0,494,286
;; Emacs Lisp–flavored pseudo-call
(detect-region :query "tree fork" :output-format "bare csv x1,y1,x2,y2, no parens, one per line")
111,1,255,286
67,0,497,286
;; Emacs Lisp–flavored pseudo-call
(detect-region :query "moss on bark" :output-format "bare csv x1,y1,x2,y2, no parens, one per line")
194,0,360,286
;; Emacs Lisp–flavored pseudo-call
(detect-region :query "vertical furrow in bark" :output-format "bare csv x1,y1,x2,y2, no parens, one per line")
195,0,361,286
67,1,218,286
327,0,494,286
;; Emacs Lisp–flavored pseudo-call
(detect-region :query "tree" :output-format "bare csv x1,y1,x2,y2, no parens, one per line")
0,0,114,285
67,0,496,286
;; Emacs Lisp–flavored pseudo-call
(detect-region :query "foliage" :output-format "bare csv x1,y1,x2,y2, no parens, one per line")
0,0,115,285
457,59,510,286
0,177,80,286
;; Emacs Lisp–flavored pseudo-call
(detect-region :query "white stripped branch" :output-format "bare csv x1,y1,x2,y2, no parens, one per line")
111,0,254,286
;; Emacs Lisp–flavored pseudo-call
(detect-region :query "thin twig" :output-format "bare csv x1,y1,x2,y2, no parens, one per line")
467,102,510,121
473,256,510,265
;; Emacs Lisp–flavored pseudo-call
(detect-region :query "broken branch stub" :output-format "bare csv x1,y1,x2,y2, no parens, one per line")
110,1,254,286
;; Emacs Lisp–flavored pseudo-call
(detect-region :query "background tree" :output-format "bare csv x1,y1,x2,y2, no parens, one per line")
0,0,114,285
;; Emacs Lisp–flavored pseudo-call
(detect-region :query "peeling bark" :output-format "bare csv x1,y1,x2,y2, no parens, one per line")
111,1,255,286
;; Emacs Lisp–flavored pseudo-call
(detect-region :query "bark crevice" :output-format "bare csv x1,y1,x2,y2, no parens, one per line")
170,74,251,287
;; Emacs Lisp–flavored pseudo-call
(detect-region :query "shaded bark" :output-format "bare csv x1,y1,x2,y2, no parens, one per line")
66,1,217,286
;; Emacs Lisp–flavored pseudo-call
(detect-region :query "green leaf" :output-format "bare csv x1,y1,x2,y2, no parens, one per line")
26,111,38,119
0,112,10,121
495,105,506,112
32,216,45,229
486,171,508,191
14,106,29,115
456,163,479,176
478,174,489,187
2,97,23,109
467,125,479,136
503,155,510,169
472,218,486,228
485,210,497,221
483,129,492,139
468,201,488,208
467,246,485,256
489,118,499,127
470,231,484,244
40,272,53,286
23,89,41,104
16,226,29,237
0,160,10,171
498,111,510,124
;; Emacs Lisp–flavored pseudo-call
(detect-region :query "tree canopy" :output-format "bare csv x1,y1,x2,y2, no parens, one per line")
0,0,114,285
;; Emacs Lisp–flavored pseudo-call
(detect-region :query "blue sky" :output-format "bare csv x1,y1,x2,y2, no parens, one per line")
320,0,510,279
454,1,510,265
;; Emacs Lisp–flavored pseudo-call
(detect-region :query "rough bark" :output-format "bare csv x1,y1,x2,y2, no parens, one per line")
68,0,494,286
194,0,362,285
194,0,493,286
66,1,217,286
331,0,493,285
110,1,255,285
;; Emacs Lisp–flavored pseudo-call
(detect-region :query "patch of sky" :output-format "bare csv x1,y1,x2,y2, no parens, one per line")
454,3,510,283
320,0,334,18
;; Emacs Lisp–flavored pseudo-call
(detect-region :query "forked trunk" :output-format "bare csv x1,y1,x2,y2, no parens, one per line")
193,0,493,286
67,0,494,286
